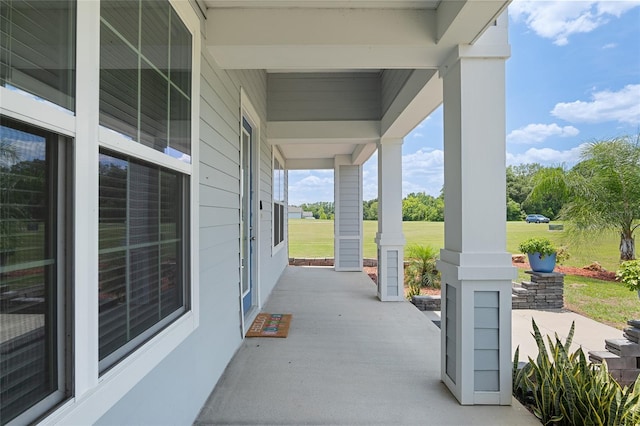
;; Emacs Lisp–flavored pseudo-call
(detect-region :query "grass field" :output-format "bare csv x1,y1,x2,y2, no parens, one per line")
289,220,622,271
289,219,639,329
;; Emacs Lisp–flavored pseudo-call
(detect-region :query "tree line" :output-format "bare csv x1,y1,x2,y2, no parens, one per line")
295,136,639,260
298,160,628,224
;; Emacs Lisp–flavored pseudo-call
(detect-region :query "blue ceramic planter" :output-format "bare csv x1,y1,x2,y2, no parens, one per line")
527,252,556,273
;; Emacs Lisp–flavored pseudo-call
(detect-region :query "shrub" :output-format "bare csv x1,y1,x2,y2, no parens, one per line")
513,319,640,425
556,245,571,265
616,260,640,293
404,244,440,299
518,237,556,259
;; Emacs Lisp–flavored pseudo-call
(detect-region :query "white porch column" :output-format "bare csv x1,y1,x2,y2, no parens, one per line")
334,155,363,271
437,48,515,404
375,138,406,301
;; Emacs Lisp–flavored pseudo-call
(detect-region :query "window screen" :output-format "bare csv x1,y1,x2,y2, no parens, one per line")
98,151,187,368
0,117,68,425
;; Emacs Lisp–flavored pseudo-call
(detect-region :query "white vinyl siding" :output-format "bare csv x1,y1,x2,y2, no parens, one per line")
267,73,381,121
474,291,500,392
335,164,362,271
446,284,457,383
386,250,399,297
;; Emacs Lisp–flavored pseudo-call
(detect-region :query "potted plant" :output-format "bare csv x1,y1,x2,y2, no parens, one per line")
616,260,640,300
518,237,557,273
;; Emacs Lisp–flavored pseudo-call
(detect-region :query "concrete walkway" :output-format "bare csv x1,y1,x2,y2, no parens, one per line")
512,309,621,361
195,267,538,425
424,308,622,362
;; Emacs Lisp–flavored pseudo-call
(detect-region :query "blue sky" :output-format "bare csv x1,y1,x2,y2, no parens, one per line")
288,1,640,205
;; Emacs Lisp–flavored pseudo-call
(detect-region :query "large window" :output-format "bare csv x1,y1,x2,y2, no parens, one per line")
0,0,76,111
98,0,192,371
0,117,69,425
273,153,285,248
100,0,191,163
98,151,187,369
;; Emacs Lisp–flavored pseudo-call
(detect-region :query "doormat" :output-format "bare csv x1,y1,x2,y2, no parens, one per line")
246,313,292,338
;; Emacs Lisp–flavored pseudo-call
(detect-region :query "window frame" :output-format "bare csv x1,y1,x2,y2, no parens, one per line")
272,147,286,253
0,1,200,423
93,0,200,375
0,1,201,424
96,149,191,372
0,117,72,426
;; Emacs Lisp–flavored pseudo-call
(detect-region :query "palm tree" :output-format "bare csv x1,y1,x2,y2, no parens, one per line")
529,135,640,261
404,244,440,299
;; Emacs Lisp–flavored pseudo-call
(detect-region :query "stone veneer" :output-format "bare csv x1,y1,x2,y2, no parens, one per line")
589,320,640,386
511,271,565,310
289,258,378,267
412,271,565,311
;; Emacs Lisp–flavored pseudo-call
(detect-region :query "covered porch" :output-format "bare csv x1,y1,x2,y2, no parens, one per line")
195,267,537,425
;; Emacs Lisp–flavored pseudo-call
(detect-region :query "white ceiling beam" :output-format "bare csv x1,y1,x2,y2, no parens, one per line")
209,46,447,70
351,143,378,165
268,121,380,145
286,158,335,170
206,8,438,69
207,8,434,46
436,0,510,45
381,69,442,139
205,1,440,8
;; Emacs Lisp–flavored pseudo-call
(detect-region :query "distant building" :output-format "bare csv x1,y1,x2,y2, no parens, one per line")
288,206,302,219
302,211,315,219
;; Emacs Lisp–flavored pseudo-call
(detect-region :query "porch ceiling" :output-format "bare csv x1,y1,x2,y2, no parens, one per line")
202,1,509,70
202,0,510,167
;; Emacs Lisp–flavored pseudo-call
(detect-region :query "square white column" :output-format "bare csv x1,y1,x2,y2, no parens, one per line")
437,52,515,405
334,155,363,271
375,138,406,301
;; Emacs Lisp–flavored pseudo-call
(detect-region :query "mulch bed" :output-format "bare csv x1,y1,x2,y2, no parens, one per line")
513,262,618,282
363,262,619,297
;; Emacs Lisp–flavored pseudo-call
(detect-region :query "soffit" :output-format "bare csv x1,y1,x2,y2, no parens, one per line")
204,1,440,9
201,1,509,166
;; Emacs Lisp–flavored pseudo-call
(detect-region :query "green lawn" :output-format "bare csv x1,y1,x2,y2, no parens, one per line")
289,220,621,271
562,275,639,330
289,219,639,329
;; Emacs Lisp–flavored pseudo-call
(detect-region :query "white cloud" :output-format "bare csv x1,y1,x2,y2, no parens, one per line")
551,84,640,125
506,143,588,167
401,148,444,197
508,123,579,144
288,171,334,205
602,42,617,49
362,153,378,201
510,1,640,45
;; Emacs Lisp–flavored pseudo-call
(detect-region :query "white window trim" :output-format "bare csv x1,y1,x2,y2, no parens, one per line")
272,146,286,255
0,87,76,137
39,1,201,424
0,119,71,426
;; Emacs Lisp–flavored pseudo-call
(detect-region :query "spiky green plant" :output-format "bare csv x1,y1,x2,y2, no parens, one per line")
513,319,640,425
404,244,440,299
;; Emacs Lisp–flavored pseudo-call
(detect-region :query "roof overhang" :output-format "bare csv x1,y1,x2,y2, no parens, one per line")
201,0,510,167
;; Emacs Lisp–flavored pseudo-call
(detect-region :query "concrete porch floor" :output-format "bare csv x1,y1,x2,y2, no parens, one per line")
195,266,538,425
